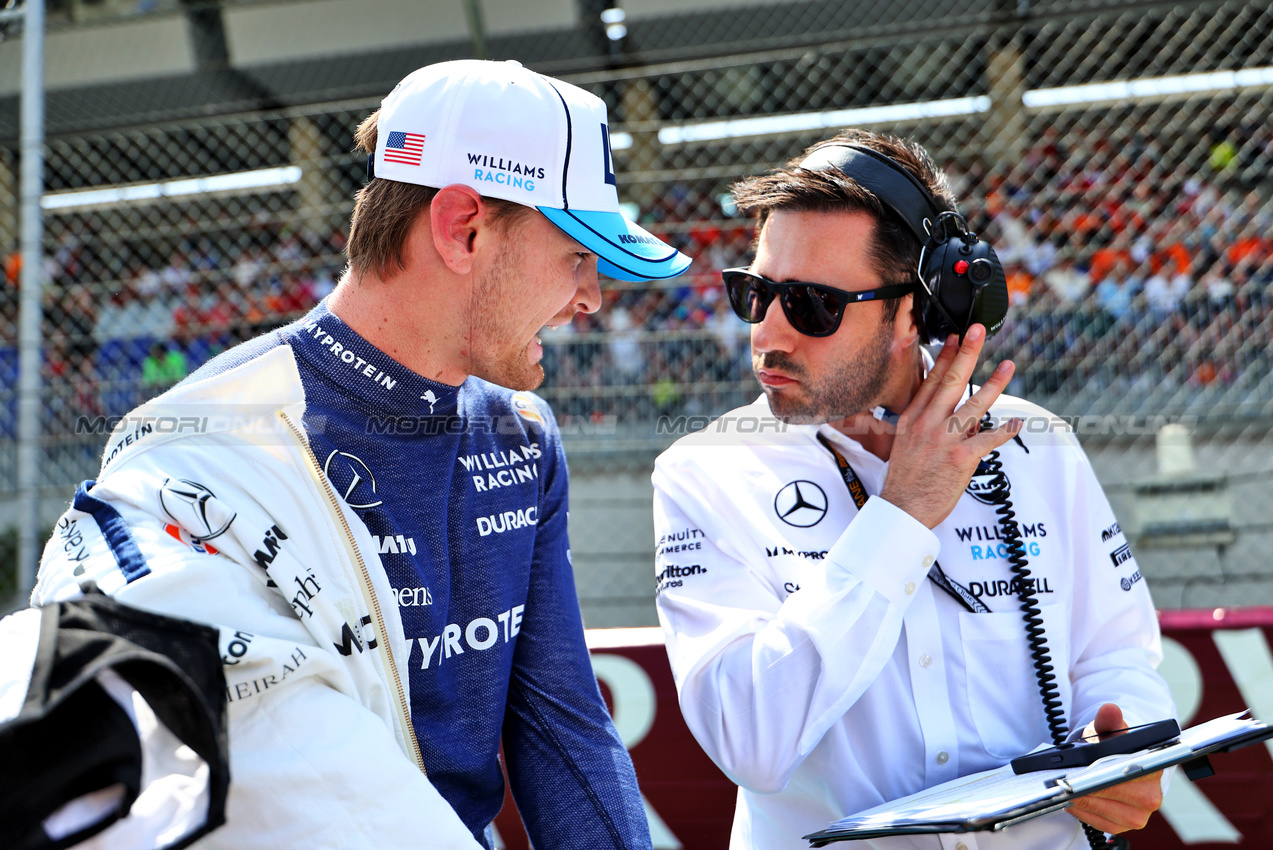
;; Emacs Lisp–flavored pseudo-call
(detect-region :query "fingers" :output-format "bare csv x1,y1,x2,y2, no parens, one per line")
954,359,1016,425
927,324,990,413
1067,772,1164,834
1078,703,1130,745
963,415,1023,458
880,323,1017,529
905,333,960,414
1093,703,1129,739
958,361,1021,455
1068,797,1152,834
907,325,1014,429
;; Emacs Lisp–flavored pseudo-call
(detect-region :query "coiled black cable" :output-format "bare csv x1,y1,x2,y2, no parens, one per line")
977,414,1127,850
975,441,1069,746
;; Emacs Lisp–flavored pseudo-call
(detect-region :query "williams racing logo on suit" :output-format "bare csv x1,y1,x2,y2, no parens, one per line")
955,521,1049,560
459,442,542,492
334,614,379,656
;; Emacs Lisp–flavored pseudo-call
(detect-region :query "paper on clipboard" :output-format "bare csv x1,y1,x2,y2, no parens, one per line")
806,711,1272,846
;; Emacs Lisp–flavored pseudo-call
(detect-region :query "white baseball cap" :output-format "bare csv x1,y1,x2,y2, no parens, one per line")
372,59,691,282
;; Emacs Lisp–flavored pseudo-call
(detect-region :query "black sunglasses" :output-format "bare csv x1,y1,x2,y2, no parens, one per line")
722,268,917,337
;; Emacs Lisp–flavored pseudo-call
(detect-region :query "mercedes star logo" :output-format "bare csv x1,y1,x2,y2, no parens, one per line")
774,480,829,527
159,478,237,541
323,449,384,510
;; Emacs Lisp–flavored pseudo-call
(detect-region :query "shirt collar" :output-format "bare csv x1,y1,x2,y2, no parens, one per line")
286,300,461,417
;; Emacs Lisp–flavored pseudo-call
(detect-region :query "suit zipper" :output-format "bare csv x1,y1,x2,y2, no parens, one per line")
279,411,426,774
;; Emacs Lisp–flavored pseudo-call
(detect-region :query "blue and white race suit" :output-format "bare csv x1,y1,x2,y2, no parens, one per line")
35,302,650,850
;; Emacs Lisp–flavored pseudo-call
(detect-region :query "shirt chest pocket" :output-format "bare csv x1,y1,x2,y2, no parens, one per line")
958,606,1072,759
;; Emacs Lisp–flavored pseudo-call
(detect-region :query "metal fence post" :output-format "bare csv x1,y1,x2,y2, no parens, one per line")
17,0,45,601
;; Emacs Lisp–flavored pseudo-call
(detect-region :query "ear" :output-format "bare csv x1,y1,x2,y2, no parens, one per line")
429,184,486,275
893,292,921,350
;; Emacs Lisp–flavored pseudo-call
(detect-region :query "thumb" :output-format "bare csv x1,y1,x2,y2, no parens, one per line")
1093,703,1128,739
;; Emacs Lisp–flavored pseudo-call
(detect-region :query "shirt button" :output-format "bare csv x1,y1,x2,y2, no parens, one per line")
936,751,950,765
956,844,969,850
919,654,933,668
923,555,934,567
905,582,917,595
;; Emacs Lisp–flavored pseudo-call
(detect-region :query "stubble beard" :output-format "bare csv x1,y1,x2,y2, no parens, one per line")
467,240,546,393
754,316,894,425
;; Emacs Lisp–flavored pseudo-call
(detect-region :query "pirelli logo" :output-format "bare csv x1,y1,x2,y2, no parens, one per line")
1110,543,1134,567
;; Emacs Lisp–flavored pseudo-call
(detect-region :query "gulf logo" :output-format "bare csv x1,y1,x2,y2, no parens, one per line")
511,392,545,426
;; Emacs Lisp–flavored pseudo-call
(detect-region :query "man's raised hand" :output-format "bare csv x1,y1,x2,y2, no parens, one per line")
878,324,1023,529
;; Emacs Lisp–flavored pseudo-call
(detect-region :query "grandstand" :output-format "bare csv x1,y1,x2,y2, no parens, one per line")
2,0,1272,618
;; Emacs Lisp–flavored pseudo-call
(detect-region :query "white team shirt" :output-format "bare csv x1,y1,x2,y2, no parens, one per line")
652,393,1174,850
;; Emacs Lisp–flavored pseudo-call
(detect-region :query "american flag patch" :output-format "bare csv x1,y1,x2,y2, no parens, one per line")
384,131,426,166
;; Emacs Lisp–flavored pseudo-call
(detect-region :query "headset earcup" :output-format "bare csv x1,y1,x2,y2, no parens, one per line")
969,241,1009,337
918,239,957,342
918,237,1009,342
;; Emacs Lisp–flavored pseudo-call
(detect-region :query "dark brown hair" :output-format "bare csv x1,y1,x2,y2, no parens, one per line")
731,129,957,321
346,109,531,279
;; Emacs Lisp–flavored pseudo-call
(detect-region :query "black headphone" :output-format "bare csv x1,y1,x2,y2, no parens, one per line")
799,143,1009,344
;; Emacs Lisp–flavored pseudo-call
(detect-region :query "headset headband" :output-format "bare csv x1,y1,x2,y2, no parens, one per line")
797,144,948,243
796,141,1009,343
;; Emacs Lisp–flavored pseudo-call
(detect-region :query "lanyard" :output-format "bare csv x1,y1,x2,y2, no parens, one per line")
815,433,990,615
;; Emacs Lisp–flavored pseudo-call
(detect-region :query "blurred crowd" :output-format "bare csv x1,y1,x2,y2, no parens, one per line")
958,121,1273,400
541,119,1273,418
2,118,1272,443
0,219,346,441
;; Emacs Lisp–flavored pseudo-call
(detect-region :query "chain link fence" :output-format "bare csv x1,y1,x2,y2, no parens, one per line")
2,0,1271,620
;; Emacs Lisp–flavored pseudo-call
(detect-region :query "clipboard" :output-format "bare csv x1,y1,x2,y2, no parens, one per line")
805,711,1273,846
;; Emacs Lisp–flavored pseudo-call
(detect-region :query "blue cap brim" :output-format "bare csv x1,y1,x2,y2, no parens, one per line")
537,207,691,282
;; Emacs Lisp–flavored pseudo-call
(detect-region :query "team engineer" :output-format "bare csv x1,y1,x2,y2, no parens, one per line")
652,130,1174,849
33,60,689,849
